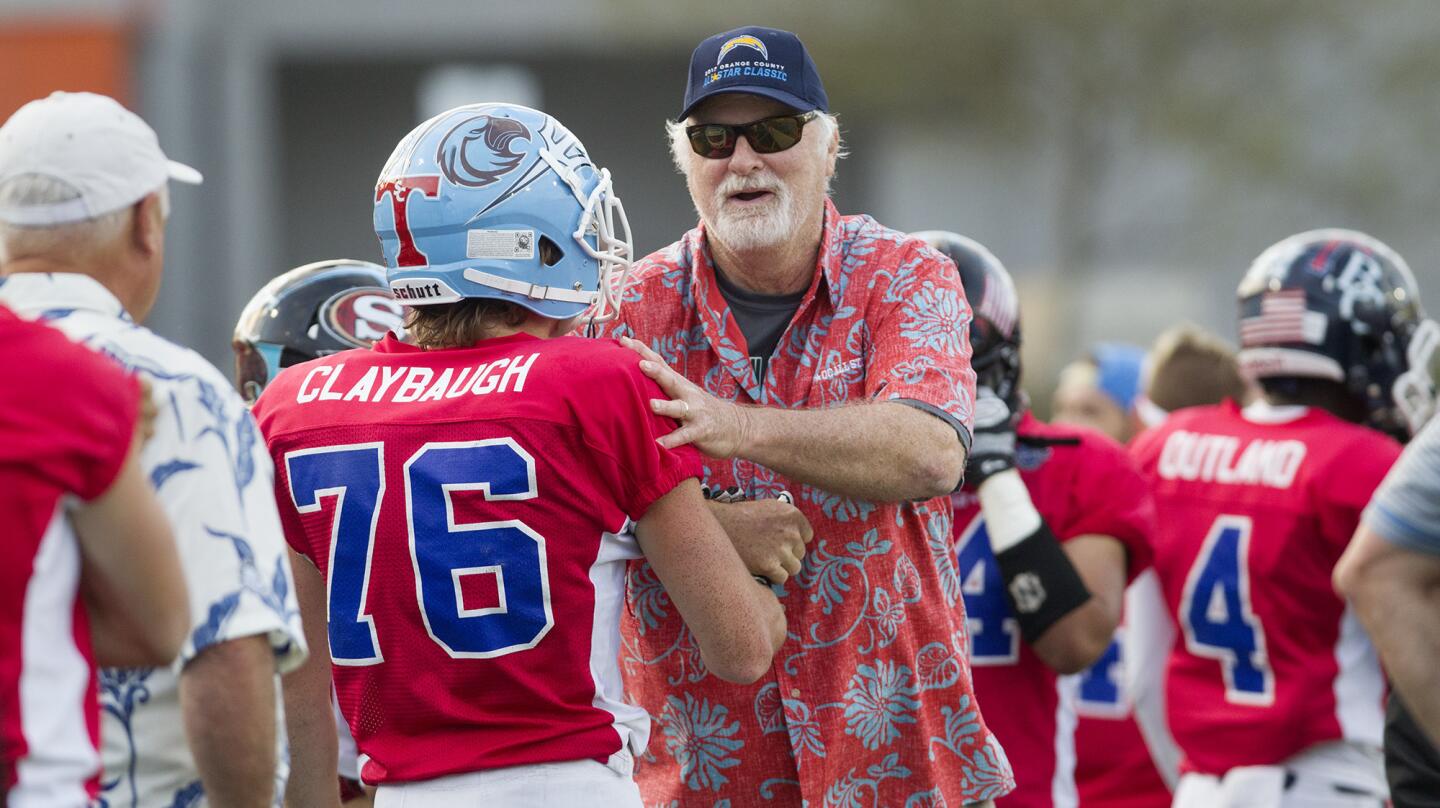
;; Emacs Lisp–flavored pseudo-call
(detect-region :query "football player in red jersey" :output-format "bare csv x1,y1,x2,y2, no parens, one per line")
1069,324,1253,808
917,231,1156,808
1131,229,1439,807
1,306,187,804
253,104,785,808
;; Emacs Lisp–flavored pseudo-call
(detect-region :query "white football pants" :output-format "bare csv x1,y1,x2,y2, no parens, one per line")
373,751,641,808
1172,741,1386,808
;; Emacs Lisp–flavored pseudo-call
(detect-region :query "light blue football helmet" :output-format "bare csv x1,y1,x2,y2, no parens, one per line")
373,103,632,321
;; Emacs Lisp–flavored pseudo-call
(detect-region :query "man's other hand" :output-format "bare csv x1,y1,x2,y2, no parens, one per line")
708,497,814,585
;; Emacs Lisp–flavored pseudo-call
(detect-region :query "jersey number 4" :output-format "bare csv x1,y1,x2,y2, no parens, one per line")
956,515,1021,665
285,439,554,664
1180,515,1274,705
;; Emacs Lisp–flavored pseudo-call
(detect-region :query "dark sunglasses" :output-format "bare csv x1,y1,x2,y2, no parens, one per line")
685,110,819,159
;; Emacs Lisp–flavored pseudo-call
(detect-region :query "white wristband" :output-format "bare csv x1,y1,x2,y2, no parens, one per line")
976,469,1042,553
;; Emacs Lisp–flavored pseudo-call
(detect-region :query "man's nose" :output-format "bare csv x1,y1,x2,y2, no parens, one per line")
727,133,765,174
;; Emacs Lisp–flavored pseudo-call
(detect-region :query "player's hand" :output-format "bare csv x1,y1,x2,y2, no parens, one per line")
966,386,1018,488
707,497,814,585
136,376,159,443
620,336,751,459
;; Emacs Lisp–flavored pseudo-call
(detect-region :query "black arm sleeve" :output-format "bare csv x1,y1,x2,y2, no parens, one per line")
993,519,1093,643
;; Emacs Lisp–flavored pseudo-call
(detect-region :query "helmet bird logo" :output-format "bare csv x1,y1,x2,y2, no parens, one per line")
437,115,532,188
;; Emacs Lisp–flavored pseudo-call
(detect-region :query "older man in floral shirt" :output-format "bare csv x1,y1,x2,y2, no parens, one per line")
602,26,1013,808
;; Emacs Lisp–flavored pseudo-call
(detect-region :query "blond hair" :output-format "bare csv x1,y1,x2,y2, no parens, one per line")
404,299,530,350
1145,323,1250,411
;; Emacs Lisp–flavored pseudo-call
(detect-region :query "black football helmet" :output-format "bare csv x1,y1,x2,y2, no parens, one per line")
233,259,405,404
914,230,1023,413
1237,229,1439,439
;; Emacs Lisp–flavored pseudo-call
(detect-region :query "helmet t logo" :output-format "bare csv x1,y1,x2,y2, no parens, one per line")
376,175,441,267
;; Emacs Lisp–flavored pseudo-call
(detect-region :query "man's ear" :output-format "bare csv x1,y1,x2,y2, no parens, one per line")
131,192,165,256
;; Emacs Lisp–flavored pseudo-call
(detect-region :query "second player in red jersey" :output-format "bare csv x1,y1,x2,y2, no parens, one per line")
257,332,723,780
1131,229,1440,807
956,413,1153,808
920,233,1155,808
1132,400,1397,778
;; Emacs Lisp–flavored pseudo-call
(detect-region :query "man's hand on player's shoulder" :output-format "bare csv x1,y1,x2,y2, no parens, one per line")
707,497,814,585
621,336,752,459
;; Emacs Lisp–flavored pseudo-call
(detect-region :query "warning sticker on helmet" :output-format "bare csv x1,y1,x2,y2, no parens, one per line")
467,229,536,260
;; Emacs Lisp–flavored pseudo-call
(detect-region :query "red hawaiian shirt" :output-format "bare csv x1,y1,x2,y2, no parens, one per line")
599,200,1014,807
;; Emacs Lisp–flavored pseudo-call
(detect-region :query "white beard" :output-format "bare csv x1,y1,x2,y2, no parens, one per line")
706,170,799,252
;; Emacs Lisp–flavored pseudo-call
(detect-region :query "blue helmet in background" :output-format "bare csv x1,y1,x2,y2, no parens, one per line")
373,103,632,321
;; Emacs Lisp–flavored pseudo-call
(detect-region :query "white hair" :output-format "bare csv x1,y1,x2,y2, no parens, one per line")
0,174,165,264
665,110,847,183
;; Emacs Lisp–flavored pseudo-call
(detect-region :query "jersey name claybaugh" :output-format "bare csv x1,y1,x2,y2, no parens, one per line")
294,353,539,404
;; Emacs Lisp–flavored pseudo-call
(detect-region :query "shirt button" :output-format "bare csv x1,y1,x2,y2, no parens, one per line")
790,688,802,699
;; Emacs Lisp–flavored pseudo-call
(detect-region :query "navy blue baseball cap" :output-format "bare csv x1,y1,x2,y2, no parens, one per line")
679,26,829,120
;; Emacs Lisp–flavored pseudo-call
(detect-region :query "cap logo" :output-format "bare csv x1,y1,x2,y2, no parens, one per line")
705,34,789,87
437,115,532,189
321,288,406,347
718,35,768,63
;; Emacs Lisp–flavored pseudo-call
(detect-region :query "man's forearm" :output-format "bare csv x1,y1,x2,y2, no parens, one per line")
739,401,964,501
1369,593,1440,745
1345,550,1440,745
180,635,278,808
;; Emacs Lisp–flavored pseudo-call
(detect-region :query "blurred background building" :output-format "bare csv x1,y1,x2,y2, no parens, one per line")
5,0,1439,406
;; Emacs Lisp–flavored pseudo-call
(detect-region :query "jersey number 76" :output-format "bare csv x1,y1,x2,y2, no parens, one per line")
285,439,554,664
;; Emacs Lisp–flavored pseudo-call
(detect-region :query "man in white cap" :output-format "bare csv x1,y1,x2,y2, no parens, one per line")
0,91,307,808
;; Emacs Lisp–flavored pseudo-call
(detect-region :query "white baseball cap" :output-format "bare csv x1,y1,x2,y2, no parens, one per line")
0,91,202,226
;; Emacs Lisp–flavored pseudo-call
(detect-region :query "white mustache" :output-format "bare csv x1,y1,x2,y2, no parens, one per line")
716,173,782,201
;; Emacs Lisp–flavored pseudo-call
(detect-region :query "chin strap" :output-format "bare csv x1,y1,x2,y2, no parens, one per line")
462,268,598,305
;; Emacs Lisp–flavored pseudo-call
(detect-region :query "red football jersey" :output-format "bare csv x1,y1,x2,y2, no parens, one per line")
1071,629,1173,808
0,306,138,802
1129,400,1398,776
252,332,701,785
953,413,1154,808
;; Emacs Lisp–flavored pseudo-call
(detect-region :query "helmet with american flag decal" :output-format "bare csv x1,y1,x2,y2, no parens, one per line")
1237,228,1439,439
